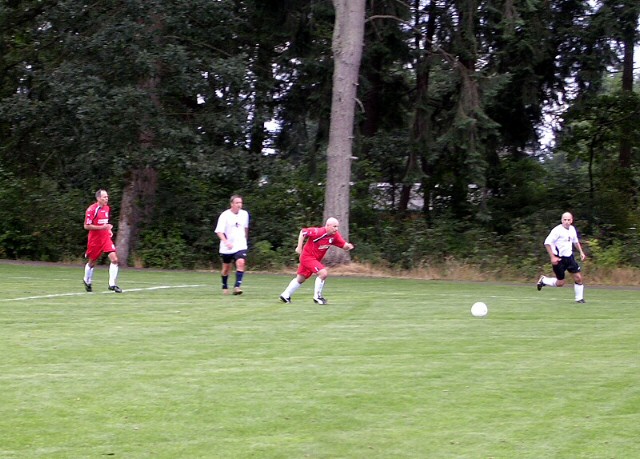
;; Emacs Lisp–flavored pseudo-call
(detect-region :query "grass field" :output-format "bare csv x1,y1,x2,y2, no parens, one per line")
1,262,638,458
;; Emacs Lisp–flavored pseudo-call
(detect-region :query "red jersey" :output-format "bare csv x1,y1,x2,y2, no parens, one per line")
300,226,347,261
85,203,112,247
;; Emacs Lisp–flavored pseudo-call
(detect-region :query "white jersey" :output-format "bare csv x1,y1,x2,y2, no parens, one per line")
544,224,579,257
215,208,249,254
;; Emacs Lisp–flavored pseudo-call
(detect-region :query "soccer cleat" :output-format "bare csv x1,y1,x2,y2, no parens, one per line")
222,288,230,295
83,280,92,292
108,285,123,293
576,299,586,304
536,276,544,291
279,295,291,304
233,287,243,295
313,296,328,305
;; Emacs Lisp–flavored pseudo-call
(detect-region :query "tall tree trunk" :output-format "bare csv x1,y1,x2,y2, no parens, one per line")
323,0,366,265
115,70,161,266
618,9,636,170
406,0,438,217
616,3,638,204
115,11,164,267
115,167,158,266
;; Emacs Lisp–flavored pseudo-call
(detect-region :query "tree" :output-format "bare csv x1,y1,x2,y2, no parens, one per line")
323,0,366,265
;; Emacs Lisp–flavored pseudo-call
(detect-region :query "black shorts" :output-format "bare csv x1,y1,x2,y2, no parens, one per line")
220,250,247,264
552,255,581,280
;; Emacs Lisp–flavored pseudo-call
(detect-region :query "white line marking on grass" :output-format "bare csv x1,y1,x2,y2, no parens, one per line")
120,285,204,293
7,276,77,281
1,285,205,302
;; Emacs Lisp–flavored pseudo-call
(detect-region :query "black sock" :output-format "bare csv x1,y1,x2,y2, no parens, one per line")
235,271,244,287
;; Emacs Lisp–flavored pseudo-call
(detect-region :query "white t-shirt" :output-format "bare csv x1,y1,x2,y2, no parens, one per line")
544,224,578,257
214,209,249,254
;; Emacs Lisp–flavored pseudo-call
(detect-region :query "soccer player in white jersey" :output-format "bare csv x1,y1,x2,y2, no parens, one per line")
215,195,249,295
537,212,587,303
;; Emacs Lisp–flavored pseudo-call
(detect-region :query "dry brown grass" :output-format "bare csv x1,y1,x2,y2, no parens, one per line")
320,261,512,282
4,258,638,287
583,266,640,286
330,262,511,282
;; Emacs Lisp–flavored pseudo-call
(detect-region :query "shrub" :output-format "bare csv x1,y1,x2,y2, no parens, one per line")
135,228,195,269
250,240,288,271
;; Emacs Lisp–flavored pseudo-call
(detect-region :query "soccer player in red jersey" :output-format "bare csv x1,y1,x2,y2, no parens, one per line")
279,217,354,304
82,189,122,293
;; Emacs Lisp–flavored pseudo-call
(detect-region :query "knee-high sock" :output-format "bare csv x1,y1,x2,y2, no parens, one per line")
84,263,94,284
282,278,301,298
235,271,244,288
542,276,558,287
314,277,325,298
109,263,119,287
574,283,584,301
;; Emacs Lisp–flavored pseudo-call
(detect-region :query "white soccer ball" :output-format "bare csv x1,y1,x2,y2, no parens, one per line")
471,302,488,317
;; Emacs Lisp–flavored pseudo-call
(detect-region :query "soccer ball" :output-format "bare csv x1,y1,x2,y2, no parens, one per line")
471,302,488,317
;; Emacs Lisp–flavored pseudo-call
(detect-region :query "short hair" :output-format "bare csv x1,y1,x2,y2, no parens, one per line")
95,189,107,200
230,194,243,204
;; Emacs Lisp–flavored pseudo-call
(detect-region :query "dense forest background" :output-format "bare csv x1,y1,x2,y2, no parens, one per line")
1,0,639,279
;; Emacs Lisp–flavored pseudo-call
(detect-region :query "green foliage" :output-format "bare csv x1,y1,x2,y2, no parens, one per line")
348,208,603,277
135,227,195,270
557,86,640,233
486,155,549,234
0,170,85,261
1,0,639,275
248,165,325,252
248,240,292,271
588,222,640,267
588,238,624,267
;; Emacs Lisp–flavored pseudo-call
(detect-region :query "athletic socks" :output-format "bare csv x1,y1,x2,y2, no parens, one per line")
109,263,119,287
84,263,94,284
542,276,585,301
314,277,325,298
235,271,244,288
282,278,302,298
221,275,229,290
281,278,326,299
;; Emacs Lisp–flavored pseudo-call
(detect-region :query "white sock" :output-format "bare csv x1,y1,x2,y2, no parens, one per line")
282,278,301,298
109,263,119,287
574,283,584,301
84,264,94,284
314,277,325,298
543,276,558,287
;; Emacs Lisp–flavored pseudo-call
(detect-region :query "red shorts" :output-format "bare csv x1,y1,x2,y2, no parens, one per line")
297,257,325,279
85,238,116,261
